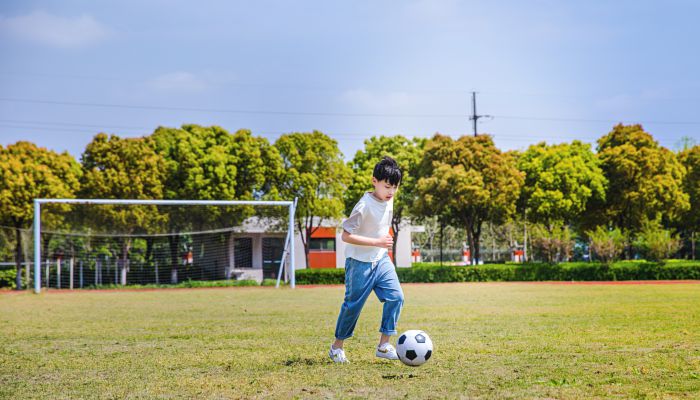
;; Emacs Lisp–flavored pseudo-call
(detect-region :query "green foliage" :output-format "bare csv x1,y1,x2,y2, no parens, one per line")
295,268,345,284
0,265,23,289
678,145,700,243
633,219,682,261
596,124,689,234
0,142,82,228
80,133,166,233
518,140,607,227
586,226,626,263
529,223,574,263
150,125,284,229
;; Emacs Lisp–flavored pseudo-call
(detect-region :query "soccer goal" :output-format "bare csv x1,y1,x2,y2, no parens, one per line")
32,198,297,293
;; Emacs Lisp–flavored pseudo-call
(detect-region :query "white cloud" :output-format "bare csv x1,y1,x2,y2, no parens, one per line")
148,72,208,92
0,10,110,48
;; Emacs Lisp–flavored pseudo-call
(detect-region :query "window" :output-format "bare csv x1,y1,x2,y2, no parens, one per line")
234,237,253,268
309,238,335,252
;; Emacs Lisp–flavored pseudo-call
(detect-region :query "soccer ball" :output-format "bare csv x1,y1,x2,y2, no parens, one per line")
396,330,433,366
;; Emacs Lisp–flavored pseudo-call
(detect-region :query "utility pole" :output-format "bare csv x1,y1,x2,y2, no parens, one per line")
469,91,490,137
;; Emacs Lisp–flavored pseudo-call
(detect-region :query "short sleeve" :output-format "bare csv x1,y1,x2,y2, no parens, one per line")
342,201,366,234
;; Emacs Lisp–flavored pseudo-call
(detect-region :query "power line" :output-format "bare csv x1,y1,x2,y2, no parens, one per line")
3,96,700,127
0,71,473,94
0,97,466,118
493,115,700,126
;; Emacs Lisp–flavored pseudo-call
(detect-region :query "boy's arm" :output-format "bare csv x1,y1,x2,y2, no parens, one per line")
342,230,393,250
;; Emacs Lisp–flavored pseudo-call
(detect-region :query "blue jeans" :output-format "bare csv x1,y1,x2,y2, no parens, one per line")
334,254,404,340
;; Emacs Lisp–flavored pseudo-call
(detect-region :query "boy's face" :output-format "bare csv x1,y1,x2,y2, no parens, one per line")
371,177,399,201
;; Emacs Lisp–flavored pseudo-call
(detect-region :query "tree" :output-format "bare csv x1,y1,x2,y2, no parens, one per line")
519,141,607,229
517,141,607,262
413,134,458,264
150,125,283,282
345,135,425,262
415,134,523,264
678,145,700,259
596,124,689,239
80,133,165,285
586,226,626,263
275,131,351,268
633,219,682,261
0,142,81,289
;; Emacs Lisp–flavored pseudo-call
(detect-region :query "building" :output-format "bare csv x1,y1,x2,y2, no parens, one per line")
230,218,415,283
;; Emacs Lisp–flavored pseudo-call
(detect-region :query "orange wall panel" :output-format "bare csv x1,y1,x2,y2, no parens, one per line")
309,251,336,268
311,227,336,238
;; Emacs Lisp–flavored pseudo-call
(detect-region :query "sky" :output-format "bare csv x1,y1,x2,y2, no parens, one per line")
1,0,699,161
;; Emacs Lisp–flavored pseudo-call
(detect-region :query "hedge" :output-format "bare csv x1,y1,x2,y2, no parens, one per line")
3,262,699,290
295,261,700,285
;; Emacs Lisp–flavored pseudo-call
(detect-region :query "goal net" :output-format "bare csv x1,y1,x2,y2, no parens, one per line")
32,199,296,293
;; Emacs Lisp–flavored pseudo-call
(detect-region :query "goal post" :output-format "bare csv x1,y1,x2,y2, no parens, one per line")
33,198,297,293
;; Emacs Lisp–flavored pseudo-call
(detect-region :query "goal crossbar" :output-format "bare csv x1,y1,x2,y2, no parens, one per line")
33,198,297,293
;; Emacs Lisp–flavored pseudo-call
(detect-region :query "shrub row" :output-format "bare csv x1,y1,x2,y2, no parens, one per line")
4,262,699,289
295,261,700,285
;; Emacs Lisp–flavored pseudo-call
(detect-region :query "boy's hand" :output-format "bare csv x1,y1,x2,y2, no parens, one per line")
375,234,393,250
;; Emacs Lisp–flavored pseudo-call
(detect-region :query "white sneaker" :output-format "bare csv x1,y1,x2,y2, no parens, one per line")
329,345,349,363
375,343,399,360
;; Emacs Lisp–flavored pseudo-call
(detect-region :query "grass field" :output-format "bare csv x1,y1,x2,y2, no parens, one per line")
2,282,699,399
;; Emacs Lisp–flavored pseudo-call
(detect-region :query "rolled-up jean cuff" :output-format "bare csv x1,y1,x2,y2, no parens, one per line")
335,334,353,340
380,329,397,336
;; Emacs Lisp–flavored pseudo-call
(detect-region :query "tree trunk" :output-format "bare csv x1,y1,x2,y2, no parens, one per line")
226,233,235,280
14,227,23,290
692,231,696,260
474,221,482,265
305,224,313,270
120,238,130,286
439,219,444,266
168,236,179,284
145,237,154,282
491,223,496,262
466,227,474,266
546,222,554,263
523,211,529,263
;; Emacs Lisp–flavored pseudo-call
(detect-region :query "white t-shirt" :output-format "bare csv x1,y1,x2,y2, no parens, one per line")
341,192,393,262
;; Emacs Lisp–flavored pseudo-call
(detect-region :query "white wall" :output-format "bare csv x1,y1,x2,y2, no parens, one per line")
292,222,414,269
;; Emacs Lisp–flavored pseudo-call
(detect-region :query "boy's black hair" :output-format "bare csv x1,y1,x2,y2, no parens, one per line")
373,156,402,186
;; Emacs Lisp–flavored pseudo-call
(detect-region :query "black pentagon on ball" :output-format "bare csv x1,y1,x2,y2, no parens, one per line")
415,334,426,343
425,350,432,360
398,334,407,345
405,350,418,360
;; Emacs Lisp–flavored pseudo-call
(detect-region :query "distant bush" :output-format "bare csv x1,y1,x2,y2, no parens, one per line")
295,268,345,284
0,266,25,289
587,226,626,262
633,220,682,261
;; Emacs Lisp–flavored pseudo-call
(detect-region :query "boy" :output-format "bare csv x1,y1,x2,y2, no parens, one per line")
329,156,405,363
